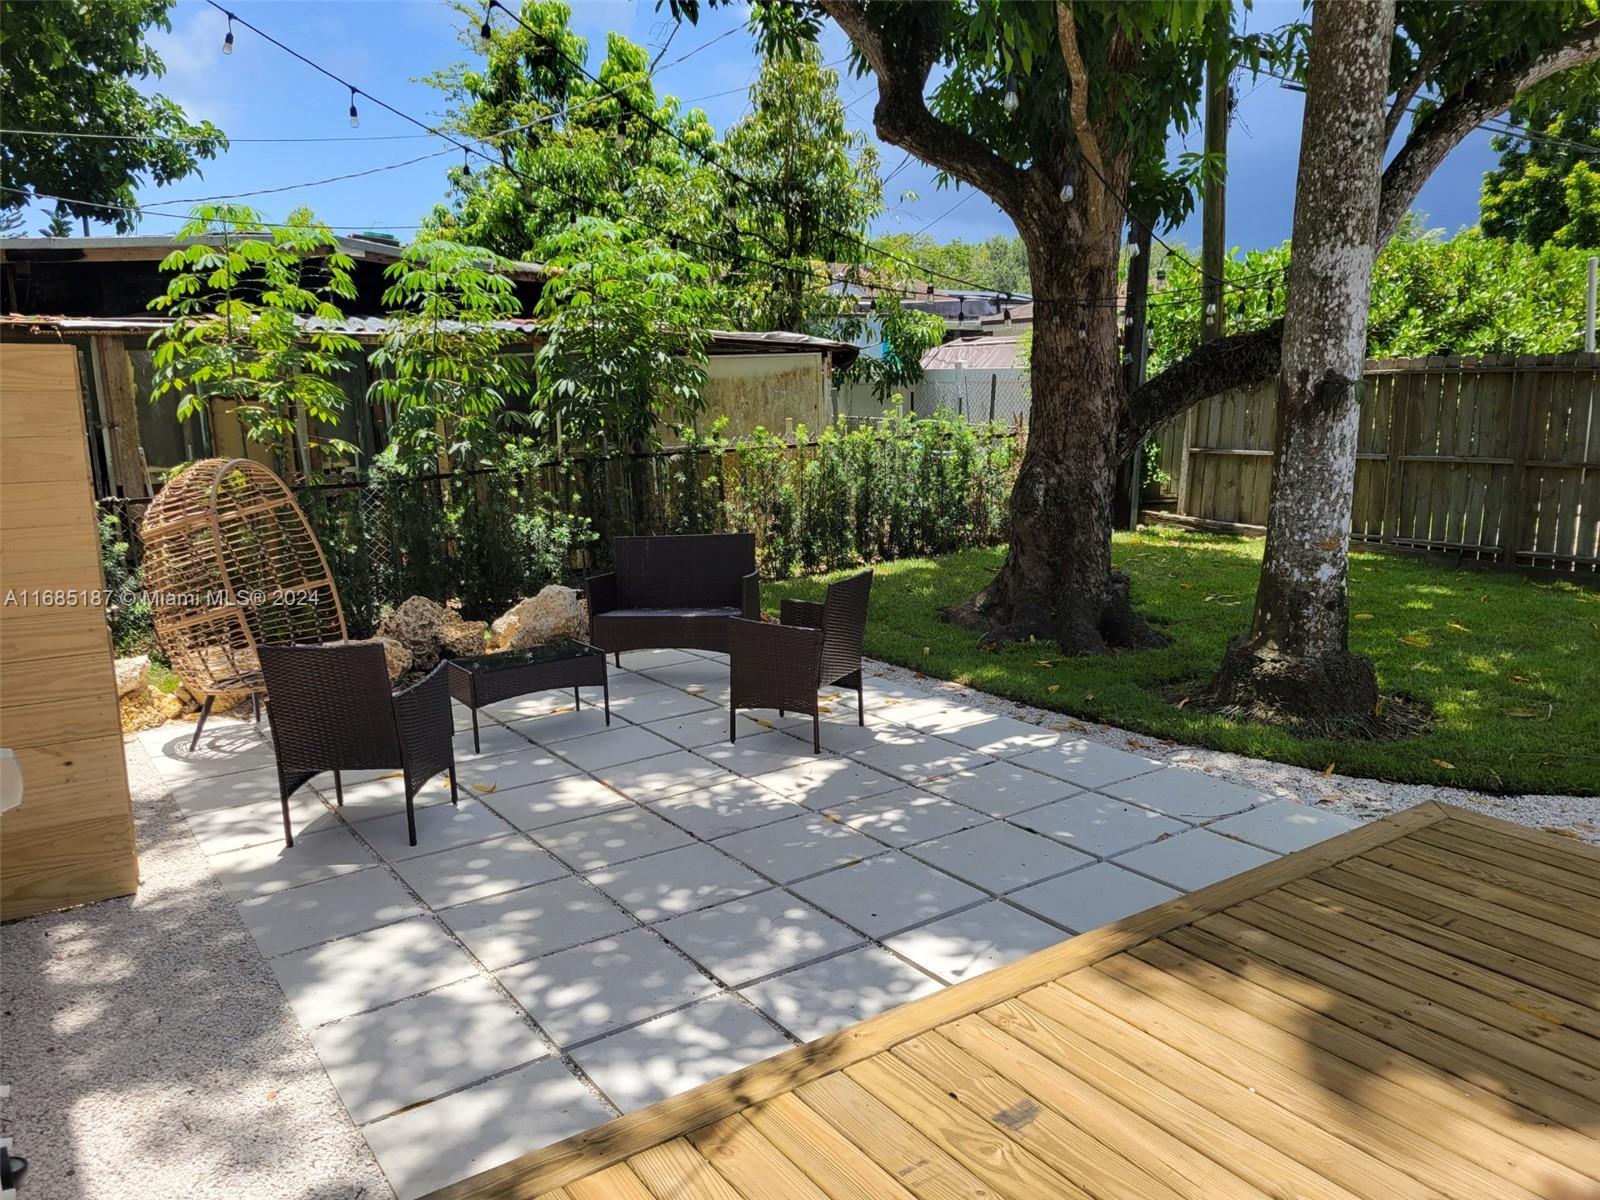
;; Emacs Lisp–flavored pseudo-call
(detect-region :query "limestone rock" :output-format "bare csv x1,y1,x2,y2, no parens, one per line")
115,655,150,698
376,595,454,671
119,684,182,732
335,636,412,684
502,586,587,651
441,620,489,657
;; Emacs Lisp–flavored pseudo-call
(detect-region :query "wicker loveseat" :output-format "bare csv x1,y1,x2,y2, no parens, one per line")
586,534,760,660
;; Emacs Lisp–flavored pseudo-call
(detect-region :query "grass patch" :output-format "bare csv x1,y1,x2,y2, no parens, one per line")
766,529,1599,796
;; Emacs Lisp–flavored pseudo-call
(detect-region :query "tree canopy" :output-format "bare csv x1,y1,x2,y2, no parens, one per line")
1480,67,1600,247
0,0,226,231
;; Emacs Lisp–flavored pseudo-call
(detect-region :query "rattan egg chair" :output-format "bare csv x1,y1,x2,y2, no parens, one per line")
140,458,347,749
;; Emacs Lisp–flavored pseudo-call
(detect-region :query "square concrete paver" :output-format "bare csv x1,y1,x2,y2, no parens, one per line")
743,945,943,1043
441,875,633,970
236,866,421,958
313,769,457,822
390,835,569,909
713,811,881,883
1207,800,1360,853
308,974,548,1123
209,825,375,900
359,800,514,863
608,688,717,723
532,807,693,872
554,725,682,771
168,769,288,817
1114,828,1278,890
641,710,766,749
1103,766,1269,821
886,901,1066,984
587,842,770,922
850,736,988,785
647,776,803,840
594,750,727,800
269,917,480,1026
1009,862,1182,933
910,820,1091,894
361,1057,611,1200
573,995,791,1113
452,743,572,793
700,730,819,778
1010,794,1188,858
791,853,985,938
935,713,1062,758
452,718,534,761
496,928,719,1048
479,773,624,832
1011,739,1164,791
655,890,861,986
512,706,622,747
749,757,901,809
184,795,343,858
924,761,1079,818
823,788,988,848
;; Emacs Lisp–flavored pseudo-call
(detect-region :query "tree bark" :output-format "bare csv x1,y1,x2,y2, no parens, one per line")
1206,0,1393,728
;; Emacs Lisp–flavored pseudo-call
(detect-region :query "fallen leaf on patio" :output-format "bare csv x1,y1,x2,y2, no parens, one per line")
685,686,705,695
550,705,575,714
818,705,833,715
881,698,900,706
754,718,774,730
1353,612,1374,620
472,782,498,793
1430,758,1455,770
1047,684,1060,694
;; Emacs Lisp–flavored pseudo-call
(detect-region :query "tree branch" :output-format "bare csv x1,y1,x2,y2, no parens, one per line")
818,1,1032,220
1120,321,1284,457
1383,46,1442,147
1377,17,1600,243
1055,1,1109,228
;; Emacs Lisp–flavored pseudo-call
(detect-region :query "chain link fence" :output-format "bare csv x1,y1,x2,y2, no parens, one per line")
835,367,1031,426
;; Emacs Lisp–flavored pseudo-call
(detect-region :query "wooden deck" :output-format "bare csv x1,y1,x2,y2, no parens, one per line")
429,801,1600,1200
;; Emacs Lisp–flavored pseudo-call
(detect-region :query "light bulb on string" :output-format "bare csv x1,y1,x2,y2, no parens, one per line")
222,13,235,54
1127,242,1140,258
1001,77,1020,114
462,150,472,179
1059,173,1075,203
1205,301,1217,318
348,88,360,129
1156,265,1167,285
1077,318,1087,342
480,2,493,48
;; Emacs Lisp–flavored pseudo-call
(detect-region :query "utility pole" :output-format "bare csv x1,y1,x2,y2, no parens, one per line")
1586,256,1596,352
1115,218,1153,529
1177,32,1229,517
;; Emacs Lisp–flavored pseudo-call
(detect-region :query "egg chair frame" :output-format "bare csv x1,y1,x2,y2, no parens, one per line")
139,458,347,749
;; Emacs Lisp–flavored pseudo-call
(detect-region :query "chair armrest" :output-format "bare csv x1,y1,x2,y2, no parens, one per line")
393,663,454,788
741,570,761,620
729,617,822,711
585,572,619,616
780,598,825,630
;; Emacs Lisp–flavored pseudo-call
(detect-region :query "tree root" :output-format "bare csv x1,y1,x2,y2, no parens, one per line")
1199,638,1427,739
942,570,1170,655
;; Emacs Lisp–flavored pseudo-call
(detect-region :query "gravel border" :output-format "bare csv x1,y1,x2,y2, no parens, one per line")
864,658,1599,845
0,731,392,1200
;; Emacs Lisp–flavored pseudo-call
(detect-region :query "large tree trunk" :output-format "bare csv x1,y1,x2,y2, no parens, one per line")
946,197,1163,654
1206,0,1393,729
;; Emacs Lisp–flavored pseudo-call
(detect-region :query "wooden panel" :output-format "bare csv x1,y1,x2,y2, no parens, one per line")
0,342,137,922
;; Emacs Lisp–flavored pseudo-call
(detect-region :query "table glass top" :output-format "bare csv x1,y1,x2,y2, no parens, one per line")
447,638,602,673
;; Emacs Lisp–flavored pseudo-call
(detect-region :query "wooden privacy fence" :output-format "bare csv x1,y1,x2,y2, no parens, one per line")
1151,354,1599,573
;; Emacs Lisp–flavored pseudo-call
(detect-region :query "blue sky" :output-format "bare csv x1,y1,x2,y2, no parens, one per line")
44,0,1497,258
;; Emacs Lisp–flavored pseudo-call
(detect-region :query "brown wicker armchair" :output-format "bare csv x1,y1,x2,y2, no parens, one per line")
728,570,872,752
259,643,458,848
587,534,759,662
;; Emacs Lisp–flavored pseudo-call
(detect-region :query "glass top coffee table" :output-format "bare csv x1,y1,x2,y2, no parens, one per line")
445,638,609,752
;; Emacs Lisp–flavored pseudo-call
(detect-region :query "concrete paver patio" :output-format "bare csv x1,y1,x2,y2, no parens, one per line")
131,647,1361,1199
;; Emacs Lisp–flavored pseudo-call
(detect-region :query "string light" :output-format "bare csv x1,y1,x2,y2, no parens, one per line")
1205,302,1217,318
348,87,360,129
479,4,493,49
1156,265,1168,285
461,150,472,178
222,12,235,54
1001,78,1020,114
1127,241,1140,258
1059,175,1075,203
1077,319,1087,341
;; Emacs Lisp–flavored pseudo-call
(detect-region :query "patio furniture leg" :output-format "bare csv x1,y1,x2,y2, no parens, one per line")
251,692,261,723
603,677,611,726
189,694,215,752
279,786,294,848
779,708,785,718
449,765,459,807
812,711,820,753
857,680,865,725
574,685,581,711
471,707,480,754
404,789,418,847
616,651,621,668
333,769,343,808
729,700,737,743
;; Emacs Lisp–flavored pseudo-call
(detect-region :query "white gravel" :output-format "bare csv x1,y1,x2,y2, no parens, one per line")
865,658,1599,844
0,734,392,1200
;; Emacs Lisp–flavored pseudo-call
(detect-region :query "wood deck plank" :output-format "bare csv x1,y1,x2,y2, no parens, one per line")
1126,938,1600,1188
425,804,1600,1200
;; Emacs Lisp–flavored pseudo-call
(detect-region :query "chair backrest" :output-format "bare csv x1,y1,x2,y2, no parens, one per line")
820,569,872,684
259,642,401,772
613,534,756,609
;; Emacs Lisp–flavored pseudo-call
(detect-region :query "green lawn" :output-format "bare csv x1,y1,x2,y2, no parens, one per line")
766,531,1600,796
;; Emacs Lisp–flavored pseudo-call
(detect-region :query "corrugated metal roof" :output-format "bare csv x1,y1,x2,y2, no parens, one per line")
921,336,1024,371
0,313,860,364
